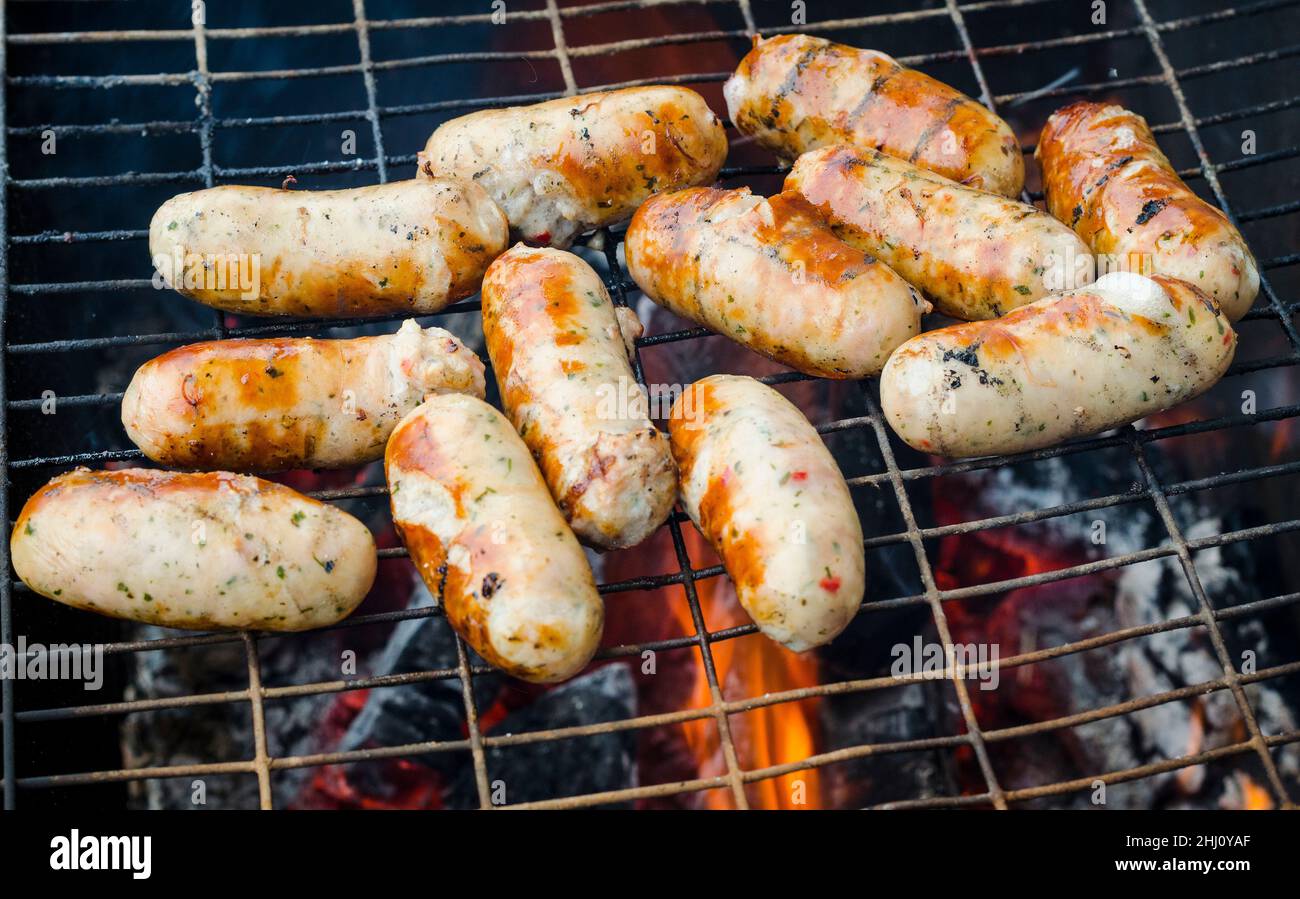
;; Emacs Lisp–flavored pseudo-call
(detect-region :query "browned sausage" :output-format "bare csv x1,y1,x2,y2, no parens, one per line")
11,468,377,631
668,375,864,651
481,244,676,549
785,144,1092,319
149,179,508,316
385,394,604,683
420,87,728,247
122,321,486,471
625,187,928,378
1035,101,1259,321
724,33,1024,197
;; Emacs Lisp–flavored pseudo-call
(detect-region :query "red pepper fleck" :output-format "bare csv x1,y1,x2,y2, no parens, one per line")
529,231,552,246
819,576,841,593
791,470,808,482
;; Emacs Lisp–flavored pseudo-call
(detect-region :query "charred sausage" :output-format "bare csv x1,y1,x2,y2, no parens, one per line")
419,86,728,248
1035,101,1259,321
481,245,676,549
725,34,1024,197
149,178,508,316
668,375,864,651
10,468,377,631
880,273,1237,458
785,144,1092,319
385,394,603,683
122,320,486,471
624,186,928,378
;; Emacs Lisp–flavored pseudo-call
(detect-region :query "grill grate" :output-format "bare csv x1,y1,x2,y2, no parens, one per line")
2,0,1299,810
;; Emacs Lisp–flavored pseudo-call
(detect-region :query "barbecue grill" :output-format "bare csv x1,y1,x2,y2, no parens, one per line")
2,0,1298,811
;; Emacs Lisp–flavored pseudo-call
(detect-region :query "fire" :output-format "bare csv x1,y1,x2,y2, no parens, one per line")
673,527,824,809
1234,772,1275,811
1175,701,1207,795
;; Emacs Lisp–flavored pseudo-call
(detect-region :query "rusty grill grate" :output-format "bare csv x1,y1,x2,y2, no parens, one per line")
1,0,1299,811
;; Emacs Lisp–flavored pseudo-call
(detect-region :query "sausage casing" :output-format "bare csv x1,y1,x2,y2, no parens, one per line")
668,375,864,651
122,320,486,471
481,245,676,549
1035,102,1259,321
724,34,1024,197
785,144,1092,319
419,86,728,248
625,187,928,378
385,394,603,683
10,468,377,631
880,273,1237,458
149,178,508,316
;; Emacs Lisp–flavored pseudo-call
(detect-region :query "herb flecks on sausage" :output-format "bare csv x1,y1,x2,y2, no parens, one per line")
669,375,864,652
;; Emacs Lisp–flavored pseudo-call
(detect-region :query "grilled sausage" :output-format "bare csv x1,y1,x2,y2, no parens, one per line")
785,144,1092,319
880,273,1237,458
385,394,603,683
149,178,508,316
481,245,676,549
121,320,486,472
1036,101,1259,321
419,86,728,248
668,375,864,651
724,34,1023,197
10,468,377,631
624,187,928,378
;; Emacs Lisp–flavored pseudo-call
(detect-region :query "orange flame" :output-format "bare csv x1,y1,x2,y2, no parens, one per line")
674,527,824,809
1234,772,1275,810
1175,701,1207,796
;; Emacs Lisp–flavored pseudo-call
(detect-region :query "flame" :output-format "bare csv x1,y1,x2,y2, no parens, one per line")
673,527,823,809
1234,772,1275,810
1175,701,1207,795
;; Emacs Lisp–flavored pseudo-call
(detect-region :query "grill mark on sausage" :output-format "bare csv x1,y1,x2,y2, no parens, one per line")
1135,197,1169,225
775,45,824,112
844,65,902,131
910,96,966,162
386,414,469,518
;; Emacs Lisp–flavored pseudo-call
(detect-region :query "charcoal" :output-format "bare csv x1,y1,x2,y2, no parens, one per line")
820,679,955,808
336,583,501,773
443,665,638,809
928,439,1300,808
124,627,344,810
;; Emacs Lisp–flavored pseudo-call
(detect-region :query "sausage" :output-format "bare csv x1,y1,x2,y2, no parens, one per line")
879,273,1237,458
419,86,728,248
724,34,1024,197
149,178,508,316
385,394,603,683
624,186,928,378
1035,101,1259,322
785,144,1093,320
668,375,864,651
481,245,676,549
10,468,377,631
121,320,486,471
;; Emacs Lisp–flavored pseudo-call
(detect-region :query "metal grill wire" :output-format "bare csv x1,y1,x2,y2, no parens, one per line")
0,0,1297,810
